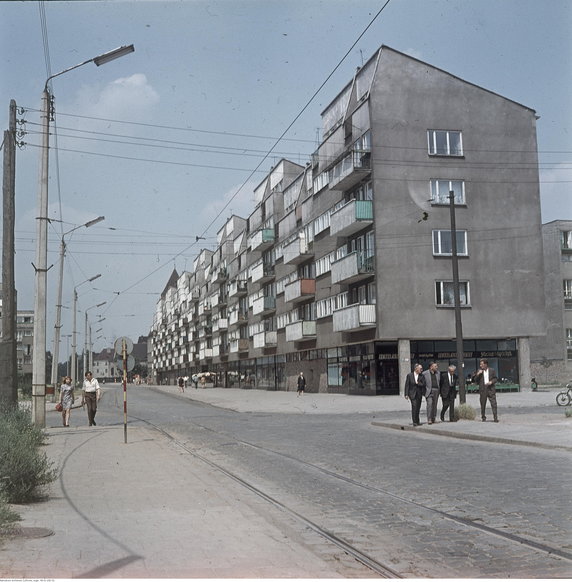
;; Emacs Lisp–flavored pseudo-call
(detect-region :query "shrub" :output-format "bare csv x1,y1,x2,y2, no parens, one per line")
0,405,57,504
565,408,572,418
456,403,476,420
0,491,20,535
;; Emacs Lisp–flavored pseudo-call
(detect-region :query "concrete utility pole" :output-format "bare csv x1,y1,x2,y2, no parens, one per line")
0,100,18,406
449,191,466,403
31,44,134,427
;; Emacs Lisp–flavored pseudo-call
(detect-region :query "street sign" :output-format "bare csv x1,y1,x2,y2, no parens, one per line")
116,355,135,372
114,336,133,356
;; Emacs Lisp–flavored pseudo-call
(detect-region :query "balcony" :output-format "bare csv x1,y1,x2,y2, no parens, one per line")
250,261,275,284
199,348,212,360
330,199,373,238
249,228,275,252
329,149,371,191
229,279,248,297
252,330,277,349
213,267,228,284
212,318,228,332
252,295,276,316
333,303,376,332
331,251,374,285
283,236,313,265
228,309,248,327
285,320,317,343
284,278,316,304
229,338,249,353
189,288,200,303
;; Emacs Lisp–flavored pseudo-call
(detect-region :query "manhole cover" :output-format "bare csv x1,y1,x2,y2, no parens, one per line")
10,526,54,538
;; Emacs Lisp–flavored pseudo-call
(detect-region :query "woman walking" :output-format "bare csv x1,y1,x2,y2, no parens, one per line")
59,376,75,427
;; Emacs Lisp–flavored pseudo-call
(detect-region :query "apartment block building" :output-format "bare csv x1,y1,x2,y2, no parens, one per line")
16,310,34,377
530,220,572,382
150,46,545,395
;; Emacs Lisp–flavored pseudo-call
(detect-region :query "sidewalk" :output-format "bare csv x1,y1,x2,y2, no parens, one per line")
0,423,366,578
1,386,569,578
150,383,572,452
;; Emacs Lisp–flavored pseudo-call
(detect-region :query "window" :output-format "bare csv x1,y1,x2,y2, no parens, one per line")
564,280,572,310
433,230,468,256
567,329,572,360
430,179,465,205
435,281,470,306
561,231,572,250
428,130,463,156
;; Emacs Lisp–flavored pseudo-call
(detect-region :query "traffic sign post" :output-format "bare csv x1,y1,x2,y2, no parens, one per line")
114,337,133,443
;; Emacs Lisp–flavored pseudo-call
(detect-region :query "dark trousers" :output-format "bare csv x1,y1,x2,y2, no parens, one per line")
480,387,498,420
84,392,98,425
409,394,422,425
441,396,455,421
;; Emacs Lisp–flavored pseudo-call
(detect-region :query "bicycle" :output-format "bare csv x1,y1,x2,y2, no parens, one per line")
556,382,572,406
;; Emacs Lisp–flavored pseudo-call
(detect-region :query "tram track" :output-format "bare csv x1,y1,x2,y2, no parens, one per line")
128,408,572,578
133,414,402,578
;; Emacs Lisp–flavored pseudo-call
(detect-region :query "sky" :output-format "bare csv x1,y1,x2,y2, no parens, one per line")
1,0,571,362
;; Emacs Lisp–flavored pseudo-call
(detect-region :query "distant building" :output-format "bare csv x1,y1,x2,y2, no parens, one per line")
530,220,572,383
92,348,118,382
150,45,544,392
16,310,34,377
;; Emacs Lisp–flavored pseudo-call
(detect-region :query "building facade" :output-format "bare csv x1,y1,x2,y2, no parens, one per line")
530,220,572,383
150,46,545,394
16,310,34,377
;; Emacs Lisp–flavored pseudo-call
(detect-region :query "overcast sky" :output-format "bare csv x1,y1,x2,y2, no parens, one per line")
1,0,571,358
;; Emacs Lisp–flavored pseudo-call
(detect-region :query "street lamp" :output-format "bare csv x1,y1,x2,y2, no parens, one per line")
50,216,105,391
72,274,101,388
85,302,106,378
32,45,134,427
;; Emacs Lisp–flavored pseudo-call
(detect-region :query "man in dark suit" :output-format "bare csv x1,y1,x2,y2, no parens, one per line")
439,364,458,422
404,364,425,426
472,358,499,422
422,362,440,424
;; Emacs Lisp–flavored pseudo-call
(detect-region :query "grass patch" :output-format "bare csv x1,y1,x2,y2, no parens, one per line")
456,403,476,420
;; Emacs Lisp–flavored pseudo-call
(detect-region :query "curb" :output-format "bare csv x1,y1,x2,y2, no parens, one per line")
371,421,572,452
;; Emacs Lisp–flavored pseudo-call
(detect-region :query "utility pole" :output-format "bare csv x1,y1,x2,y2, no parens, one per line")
1,100,18,406
449,191,466,403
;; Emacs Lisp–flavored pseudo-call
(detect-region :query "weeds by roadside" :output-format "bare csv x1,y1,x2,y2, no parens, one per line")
0,405,57,534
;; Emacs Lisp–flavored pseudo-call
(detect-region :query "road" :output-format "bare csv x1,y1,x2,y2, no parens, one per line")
104,384,571,578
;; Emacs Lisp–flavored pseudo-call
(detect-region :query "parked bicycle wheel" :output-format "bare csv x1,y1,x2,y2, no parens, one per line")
556,391,571,406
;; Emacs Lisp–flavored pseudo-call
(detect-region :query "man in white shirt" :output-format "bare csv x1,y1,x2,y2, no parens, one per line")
81,371,101,426
472,359,498,422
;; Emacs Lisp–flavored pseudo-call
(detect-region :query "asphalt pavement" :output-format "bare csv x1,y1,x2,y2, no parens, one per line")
0,384,569,578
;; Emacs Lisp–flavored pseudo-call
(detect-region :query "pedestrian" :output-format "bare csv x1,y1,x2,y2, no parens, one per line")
177,376,185,393
472,358,499,422
297,372,306,396
404,364,425,426
81,371,101,427
422,362,440,424
191,374,199,389
440,365,458,422
183,375,189,389
59,376,75,427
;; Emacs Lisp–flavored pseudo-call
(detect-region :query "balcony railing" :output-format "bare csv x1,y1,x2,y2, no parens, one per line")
331,250,374,285
199,348,213,360
285,320,316,343
329,149,371,191
252,330,277,349
283,236,313,265
229,338,249,353
228,309,248,327
228,279,248,297
330,200,373,238
333,303,376,332
284,278,316,304
252,295,276,316
212,318,228,332
248,228,275,251
250,261,275,284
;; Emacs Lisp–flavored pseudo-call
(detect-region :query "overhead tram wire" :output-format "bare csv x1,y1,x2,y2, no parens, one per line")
99,0,395,316
22,119,572,157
